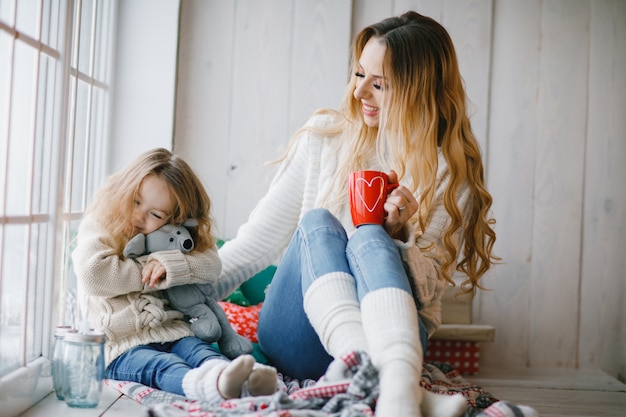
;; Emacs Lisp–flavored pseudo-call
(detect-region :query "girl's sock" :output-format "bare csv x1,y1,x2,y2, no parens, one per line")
217,355,255,398
218,355,279,398
182,358,230,404
182,354,278,404
247,362,280,396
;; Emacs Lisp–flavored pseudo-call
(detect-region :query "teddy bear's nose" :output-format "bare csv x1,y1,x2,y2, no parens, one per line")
183,239,193,250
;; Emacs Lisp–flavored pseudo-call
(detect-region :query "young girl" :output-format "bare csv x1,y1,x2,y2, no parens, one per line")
215,11,498,417
71,148,278,403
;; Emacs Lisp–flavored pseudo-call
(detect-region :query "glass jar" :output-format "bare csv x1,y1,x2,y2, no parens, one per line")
51,326,74,400
62,330,106,408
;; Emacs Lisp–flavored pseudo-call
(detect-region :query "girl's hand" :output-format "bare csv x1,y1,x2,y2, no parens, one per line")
383,170,419,240
142,259,167,287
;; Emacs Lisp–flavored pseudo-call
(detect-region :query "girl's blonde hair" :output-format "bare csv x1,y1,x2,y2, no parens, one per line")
283,11,497,293
85,148,215,255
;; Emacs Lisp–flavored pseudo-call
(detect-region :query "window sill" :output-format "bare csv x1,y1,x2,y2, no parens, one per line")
18,384,146,417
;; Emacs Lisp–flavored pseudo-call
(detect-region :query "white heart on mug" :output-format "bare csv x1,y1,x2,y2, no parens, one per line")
356,176,385,212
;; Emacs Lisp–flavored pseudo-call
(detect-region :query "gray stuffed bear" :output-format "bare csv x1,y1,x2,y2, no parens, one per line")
123,220,253,359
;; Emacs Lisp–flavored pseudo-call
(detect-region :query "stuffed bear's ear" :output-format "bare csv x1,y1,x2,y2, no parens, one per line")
183,218,198,227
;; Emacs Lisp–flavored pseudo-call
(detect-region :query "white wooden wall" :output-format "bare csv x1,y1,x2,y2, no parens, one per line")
174,0,626,381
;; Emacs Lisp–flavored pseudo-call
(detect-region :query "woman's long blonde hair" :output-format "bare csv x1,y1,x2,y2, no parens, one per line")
85,148,215,255
284,11,497,293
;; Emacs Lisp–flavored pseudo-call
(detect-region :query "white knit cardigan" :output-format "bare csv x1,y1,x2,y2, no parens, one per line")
217,114,472,336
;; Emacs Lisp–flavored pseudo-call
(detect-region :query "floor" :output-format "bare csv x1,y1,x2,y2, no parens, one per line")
469,368,626,417
19,368,626,417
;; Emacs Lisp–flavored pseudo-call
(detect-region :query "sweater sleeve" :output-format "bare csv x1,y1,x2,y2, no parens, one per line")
72,215,221,298
73,215,149,298
215,132,317,299
146,245,221,290
394,154,472,336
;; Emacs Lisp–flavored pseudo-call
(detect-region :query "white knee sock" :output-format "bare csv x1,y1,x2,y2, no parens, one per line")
303,272,368,358
361,287,423,417
421,388,467,417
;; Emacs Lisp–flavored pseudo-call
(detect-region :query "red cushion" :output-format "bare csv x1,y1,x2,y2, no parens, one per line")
218,301,262,343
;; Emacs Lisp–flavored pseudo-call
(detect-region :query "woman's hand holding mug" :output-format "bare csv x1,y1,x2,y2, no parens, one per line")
349,170,418,240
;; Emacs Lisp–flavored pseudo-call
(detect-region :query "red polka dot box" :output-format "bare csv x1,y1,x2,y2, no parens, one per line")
425,323,495,375
425,339,481,375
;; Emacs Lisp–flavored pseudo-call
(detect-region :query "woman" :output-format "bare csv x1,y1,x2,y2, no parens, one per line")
216,11,497,416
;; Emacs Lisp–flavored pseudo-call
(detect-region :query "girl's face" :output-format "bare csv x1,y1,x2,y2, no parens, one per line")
132,175,174,235
353,37,387,128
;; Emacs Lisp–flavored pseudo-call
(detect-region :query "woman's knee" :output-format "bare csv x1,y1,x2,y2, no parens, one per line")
346,224,411,296
298,209,348,250
347,224,394,254
300,208,342,231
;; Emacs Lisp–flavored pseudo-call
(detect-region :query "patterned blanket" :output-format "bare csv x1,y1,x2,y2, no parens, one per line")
105,351,537,417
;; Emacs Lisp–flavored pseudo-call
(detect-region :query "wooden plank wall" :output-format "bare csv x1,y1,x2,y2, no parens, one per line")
174,0,626,381
174,0,351,238
580,0,626,379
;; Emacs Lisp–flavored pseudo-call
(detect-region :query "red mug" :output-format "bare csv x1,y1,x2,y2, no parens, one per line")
349,170,399,226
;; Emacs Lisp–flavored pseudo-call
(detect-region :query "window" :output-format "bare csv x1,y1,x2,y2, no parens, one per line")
0,0,115,414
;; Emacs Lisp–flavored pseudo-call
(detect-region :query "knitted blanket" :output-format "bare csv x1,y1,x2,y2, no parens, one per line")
105,351,537,417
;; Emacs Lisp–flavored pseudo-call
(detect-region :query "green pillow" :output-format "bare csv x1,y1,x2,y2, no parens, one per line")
222,287,250,306
240,265,275,305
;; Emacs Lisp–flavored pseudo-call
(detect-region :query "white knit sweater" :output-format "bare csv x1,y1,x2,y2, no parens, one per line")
217,114,472,336
72,214,222,367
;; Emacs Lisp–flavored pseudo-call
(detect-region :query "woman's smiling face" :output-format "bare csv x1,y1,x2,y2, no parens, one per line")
353,37,387,128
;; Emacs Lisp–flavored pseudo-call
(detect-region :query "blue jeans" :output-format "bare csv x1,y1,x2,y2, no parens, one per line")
257,208,428,380
105,336,226,395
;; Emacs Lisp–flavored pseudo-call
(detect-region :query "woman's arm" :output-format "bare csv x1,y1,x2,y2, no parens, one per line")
216,126,324,299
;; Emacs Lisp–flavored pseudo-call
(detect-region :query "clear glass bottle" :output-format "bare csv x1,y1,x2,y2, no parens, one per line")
51,326,74,400
62,330,106,408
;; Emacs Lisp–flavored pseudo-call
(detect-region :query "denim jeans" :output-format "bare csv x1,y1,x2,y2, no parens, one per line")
257,208,428,380
105,336,226,395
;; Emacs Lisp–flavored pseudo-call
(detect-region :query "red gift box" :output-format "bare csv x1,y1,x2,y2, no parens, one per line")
425,339,481,375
